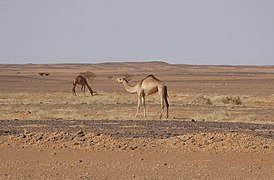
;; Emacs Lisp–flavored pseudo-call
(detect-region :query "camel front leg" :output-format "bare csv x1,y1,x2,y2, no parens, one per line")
82,85,86,95
72,85,76,96
135,95,141,117
142,96,146,117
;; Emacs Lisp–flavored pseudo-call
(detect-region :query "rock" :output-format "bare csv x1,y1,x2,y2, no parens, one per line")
35,132,44,141
129,146,138,150
76,160,83,163
76,130,85,137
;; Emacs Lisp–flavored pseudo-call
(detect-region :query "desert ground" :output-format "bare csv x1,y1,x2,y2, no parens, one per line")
0,61,273,179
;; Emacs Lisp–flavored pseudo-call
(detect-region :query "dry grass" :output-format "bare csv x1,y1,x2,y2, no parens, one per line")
169,93,247,106
193,111,230,122
192,95,213,105
0,92,148,120
0,92,273,124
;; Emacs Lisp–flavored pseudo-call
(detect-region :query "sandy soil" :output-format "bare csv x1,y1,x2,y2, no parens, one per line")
0,62,274,179
1,147,273,179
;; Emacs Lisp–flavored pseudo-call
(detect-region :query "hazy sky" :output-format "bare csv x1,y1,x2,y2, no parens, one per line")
0,0,274,65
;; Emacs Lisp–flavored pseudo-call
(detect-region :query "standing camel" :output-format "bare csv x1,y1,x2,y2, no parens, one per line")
72,75,93,96
117,75,169,118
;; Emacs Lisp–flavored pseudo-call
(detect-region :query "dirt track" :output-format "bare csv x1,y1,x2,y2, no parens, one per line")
1,119,273,140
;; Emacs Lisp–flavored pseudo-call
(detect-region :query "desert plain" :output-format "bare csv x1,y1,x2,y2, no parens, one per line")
0,61,273,179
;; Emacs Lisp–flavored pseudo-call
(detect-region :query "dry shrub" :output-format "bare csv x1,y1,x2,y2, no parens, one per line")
80,71,96,80
193,95,212,105
222,96,242,105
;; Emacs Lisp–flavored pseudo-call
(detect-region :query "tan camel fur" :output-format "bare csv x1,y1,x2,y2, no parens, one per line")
117,75,169,118
72,75,93,96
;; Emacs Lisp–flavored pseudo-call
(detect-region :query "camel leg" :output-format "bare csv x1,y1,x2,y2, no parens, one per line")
135,95,141,117
164,85,169,118
88,87,94,96
81,85,85,95
72,84,76,96
158,88,165,119
165,96,169,118
142,96,146,117
159,95,165,119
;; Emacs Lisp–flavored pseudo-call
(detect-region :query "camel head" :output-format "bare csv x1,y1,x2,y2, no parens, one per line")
117,73,133,83
117,77,126,84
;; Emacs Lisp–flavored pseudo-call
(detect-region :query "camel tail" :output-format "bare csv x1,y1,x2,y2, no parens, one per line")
163,85,169,107
163,85,169,118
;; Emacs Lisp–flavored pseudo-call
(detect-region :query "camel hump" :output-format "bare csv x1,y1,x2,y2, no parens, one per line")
145,74,159,80
77,75,85,79
140,75,156,84
146,74,156,78
146,74,162,82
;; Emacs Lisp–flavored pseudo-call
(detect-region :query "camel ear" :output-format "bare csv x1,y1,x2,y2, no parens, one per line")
123,77,129,82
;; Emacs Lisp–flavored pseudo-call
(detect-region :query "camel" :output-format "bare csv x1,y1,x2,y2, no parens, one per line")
72,75,94,96
117,75,169,118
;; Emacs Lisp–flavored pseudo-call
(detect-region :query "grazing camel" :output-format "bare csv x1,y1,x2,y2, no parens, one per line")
117,75,169,118
72,75,94,96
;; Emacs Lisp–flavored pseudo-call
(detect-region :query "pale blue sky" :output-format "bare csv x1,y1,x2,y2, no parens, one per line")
0,0,274,65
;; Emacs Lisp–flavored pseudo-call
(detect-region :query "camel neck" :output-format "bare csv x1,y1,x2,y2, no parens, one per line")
122,80,137,93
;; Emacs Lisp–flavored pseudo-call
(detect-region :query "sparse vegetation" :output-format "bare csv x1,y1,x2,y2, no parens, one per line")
0,92,273,123
194,111,230,122
80,71,96,80
237,114,258,122
221,95,242,105
192,95,213,105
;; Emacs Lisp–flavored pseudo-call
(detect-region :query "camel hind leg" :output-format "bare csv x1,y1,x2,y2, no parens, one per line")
159,85,169,119
164,96,169,118
159,95,164,119
158,88,164,119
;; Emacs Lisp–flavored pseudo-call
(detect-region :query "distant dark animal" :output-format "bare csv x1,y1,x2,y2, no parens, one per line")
72,75,93,96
